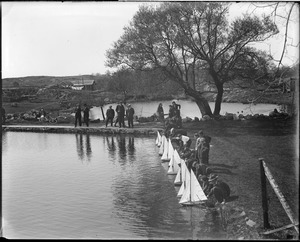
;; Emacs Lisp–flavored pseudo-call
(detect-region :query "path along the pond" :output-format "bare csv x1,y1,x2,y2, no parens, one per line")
1,124,164,136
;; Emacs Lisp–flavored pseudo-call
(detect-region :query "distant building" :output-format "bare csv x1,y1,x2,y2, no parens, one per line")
70,79,95,91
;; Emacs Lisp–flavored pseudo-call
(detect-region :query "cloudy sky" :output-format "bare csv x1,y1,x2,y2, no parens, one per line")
2,1,299,78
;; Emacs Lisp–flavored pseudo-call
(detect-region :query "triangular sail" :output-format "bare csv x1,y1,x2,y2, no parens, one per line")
179,167,191,202
179,169,207,205
158,131,162,147
168,150,180,175
158,135,165,156
173,149,181,165
190,169,208,202
161,137,169,161
167,139,174,160
174,158,185,186
177,161,188,197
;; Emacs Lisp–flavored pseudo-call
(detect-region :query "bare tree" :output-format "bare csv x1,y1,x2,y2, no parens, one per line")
106,2,278,117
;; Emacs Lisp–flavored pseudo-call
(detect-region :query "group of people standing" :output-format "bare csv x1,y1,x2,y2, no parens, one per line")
166,127,230,206
105,101,135,128
74,103,90,127
74,101,135,128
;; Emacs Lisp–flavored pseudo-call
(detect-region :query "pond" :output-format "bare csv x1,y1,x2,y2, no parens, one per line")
2,132,227,239
89,100,280,120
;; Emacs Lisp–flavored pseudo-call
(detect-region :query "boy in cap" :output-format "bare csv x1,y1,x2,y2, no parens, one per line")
207,174,231,205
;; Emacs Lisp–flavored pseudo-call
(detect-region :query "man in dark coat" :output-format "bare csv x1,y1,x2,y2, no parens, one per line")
126,104,135,128
106,105,115,127
74,104,82,127
83,103,90,127
115,101,125,128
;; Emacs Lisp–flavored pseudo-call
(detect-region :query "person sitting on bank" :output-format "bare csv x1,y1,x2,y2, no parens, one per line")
156,103,164,122
172,100,181,117
40,108,47,118
106,105,115,127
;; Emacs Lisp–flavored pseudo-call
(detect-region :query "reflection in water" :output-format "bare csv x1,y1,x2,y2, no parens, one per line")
3,132,226,239
105,136,116,163
117,135,127,164
75,133,92,162
127,137,135,157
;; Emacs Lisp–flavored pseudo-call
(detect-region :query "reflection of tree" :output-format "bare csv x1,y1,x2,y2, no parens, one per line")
75,133,84,161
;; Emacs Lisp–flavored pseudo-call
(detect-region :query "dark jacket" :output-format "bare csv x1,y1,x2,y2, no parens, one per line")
106,108,115,118
83,106,89,119
75,107,82,117
116,104,125,116
126,107,135,118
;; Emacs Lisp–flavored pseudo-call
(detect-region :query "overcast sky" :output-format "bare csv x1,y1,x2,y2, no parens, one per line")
2,1,299,78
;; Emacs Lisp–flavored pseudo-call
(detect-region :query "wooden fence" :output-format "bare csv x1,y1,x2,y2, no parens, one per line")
259,158,299,235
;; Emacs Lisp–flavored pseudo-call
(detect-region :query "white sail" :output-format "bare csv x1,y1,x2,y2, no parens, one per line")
174,158,186,186
178,166,191,200
179,169,208,206
174,166,181,185
155,134,159,146
167,139,174,160
161,137,169,161
177,161,188,197
158,135,165,156
158,131,162,147
173,149,181,165
167,150,180,175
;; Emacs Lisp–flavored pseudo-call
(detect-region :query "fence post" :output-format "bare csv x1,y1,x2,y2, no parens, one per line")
259,158,270,229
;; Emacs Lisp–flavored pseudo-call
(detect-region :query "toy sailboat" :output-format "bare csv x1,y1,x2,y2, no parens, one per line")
155,131,162,147
177,160,188,196
161,137,170,161
159,135,166,156
167,149,180,175
179,168,208,206
174,158,185,186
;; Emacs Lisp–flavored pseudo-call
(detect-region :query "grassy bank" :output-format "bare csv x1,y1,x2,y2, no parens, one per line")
183,118,298,239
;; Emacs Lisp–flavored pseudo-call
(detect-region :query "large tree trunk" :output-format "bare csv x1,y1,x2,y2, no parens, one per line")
213,82,224,116
185,87,213,117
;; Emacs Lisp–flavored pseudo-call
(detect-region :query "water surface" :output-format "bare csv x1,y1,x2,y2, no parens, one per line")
89,100,280,120
2,132,226,239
